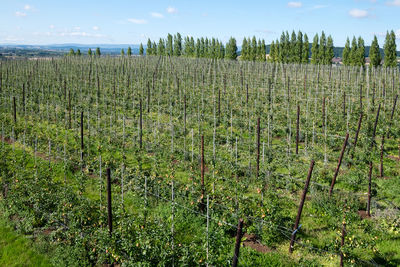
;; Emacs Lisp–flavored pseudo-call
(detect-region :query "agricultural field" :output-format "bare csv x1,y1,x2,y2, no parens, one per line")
0,56,400,266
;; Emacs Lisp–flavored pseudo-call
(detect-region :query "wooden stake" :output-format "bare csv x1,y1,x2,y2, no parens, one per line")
329,133,349,196
232,218,244,267
380,134,385,178
139,98,143,149
296,105,300,155
256,117,260,179
289,159,315,253
340,210,346,267
107,168,112,236
201,135,205,212
367,161,373,217
13,96,16,124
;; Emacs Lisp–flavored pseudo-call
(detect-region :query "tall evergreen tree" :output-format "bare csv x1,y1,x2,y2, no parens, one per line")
146,39,152,55
200,37,205,57
269,41,275,62
195,38,201,58
369,35,381,68
174,33,182,56
139,43,144,55
88,48,92,56
302,34,309,63
225,37,238,60
350,36,358,66
95,47,101,57
166,33,173,56
342,38,350,66
384,30,397,67
76,49,81,56
357,37,365,66
241,38,248,60
318,31,326,64
325,35,334,65
69,48,75,56
279,32,286,63
260,39,266,61
290,30,297,63
127,46,132,56
250,36,257,61
311,34,319,64
121,48,125,56
296,31,303,64
158,39,165,55
152,41,157,55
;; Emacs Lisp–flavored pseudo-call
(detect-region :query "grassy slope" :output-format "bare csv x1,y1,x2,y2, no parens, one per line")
0,219,51,267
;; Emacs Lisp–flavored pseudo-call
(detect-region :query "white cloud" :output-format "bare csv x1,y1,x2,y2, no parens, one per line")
93,26,99,31
24,4,32,10
15,11,27,17
166,6,178,14
287,2,302,8
312,5,328,9
74,26,81,31
49,25,55,29
127,18,147,24
386,0,400,6
349,9,369,18
151,12,164,18
59,31,105,38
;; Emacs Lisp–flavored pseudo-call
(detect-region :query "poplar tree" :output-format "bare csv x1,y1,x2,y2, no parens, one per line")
384,30,397,67
241,38,248,60
250,36,257,61
350,36,358,66
121,49,125,57
269,41,276,62
195,38,201,58
357,36,365,66
76,49,81,56
95,47,101,57
157,39,165,55
225,37,238,60
369,35,381,68
166,33,173,56
88,48,92,56
342,38,350,66
174,33,182,56
146,39,152,55
127,46,132,56
296,31,303,64
290,30,297,63
311,34,319,64
260,39,266,61
319,31,326,64
302,34,309,63
139,43,144,55
69,48,75,56
325,35,334,65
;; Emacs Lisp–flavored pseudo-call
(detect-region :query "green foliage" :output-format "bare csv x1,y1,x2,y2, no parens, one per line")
127,46,132,56
95,47,101,57
384,30,397,67
369,35,381,67
311,34,319,64
342,38,350,66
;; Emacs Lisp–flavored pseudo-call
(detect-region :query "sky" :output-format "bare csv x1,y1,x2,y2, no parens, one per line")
0,0,399,47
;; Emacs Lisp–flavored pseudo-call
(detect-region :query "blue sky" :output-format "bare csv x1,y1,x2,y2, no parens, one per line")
1,0,399,46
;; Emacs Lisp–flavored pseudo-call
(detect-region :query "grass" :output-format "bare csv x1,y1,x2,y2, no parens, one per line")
0,219,52,267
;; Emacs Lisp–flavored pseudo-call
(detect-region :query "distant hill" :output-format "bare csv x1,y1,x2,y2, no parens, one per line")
0,44,141,58
1,43,399,59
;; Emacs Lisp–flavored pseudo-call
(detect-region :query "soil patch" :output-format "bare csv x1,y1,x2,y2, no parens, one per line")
242,233,273,253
